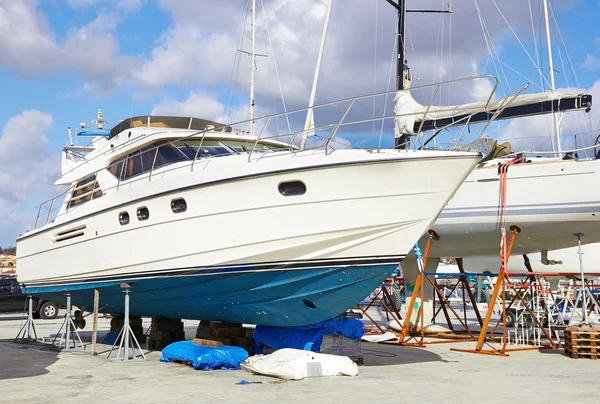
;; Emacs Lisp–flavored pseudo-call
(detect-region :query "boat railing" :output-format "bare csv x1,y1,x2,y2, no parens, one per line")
33,75,520,229
497,130,600,160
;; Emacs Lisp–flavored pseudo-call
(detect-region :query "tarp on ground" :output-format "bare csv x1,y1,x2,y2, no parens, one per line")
241,348,359,380
253,318,364,352
160,341,248,370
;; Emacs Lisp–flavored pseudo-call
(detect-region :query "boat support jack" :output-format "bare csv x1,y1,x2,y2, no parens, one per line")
107,285,146,362
14,295,44,343
51,293,85,351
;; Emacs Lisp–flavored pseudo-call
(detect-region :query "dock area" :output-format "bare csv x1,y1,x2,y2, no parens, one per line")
1,312,597,404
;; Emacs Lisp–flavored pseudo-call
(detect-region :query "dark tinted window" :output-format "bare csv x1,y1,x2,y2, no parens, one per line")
171,198,187,213
137,207,149,221
108,142,187,180
68,175,102,209
119,212,130,225
155,144,186,168
124,151,144,179
278,181,306,196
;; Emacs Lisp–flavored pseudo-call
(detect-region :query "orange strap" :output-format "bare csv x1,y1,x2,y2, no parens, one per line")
498,157,522,270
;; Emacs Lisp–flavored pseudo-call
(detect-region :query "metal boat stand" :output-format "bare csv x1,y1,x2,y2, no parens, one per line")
451,225,558,356
397,232,477,347
51,293,85,351
107,285,146,362
14,295,44,343
568,233,600,326
396,232,436,347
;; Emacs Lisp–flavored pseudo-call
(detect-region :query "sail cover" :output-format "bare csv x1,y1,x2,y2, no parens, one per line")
394,90,592,137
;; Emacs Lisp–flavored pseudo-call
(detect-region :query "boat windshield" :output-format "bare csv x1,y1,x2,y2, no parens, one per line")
220,140,284,153
173,140,236,159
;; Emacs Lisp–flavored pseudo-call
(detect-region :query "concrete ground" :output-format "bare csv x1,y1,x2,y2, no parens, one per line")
0,312,598,404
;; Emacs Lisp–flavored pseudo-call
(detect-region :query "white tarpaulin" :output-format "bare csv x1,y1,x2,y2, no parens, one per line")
240,348,358,380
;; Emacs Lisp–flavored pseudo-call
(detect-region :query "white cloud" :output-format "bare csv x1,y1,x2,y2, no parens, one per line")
133,25,237,89
151,92,226,120
0,0,140,89
67,0,145,12
0,0,62,75
582,54,600,72
0,110,61,246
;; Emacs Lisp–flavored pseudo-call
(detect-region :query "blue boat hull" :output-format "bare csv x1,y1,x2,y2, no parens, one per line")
22,261,399,326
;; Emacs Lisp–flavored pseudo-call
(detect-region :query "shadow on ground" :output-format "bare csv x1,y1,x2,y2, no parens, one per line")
0,342,59,381
359,342,444,366
0,315,27,322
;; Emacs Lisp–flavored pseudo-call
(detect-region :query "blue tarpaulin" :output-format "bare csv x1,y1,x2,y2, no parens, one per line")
253,318,364,352
160,341,249,370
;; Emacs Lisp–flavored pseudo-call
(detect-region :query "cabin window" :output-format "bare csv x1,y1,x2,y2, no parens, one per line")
171,198,187,214
119,212,130,225
278,181,306,196
107,142,187,180
137,207,149,221
68,175,102,209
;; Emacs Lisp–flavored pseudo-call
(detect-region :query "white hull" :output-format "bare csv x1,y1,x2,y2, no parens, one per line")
460,244,600,277
18,149,479,287
416,158,600,259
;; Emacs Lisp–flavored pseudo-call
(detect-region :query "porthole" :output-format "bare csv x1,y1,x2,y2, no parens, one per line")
278,181,306,196
137,207,149,221
171,198,187,214
119,212,130,226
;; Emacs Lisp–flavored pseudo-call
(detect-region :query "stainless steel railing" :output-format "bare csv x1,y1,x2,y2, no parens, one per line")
33,75,515,229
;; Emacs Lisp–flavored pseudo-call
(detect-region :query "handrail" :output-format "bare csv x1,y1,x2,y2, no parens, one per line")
32,74,541,230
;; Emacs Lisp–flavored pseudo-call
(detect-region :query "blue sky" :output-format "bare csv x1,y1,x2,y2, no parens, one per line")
1,0,600,246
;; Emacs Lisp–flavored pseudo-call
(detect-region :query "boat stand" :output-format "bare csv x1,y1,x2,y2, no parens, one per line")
107,286,146,362
451,225,558,356
396,231,437,347
14,295,44,343
356,277,404,334
568,233,600,326
51,293,85,351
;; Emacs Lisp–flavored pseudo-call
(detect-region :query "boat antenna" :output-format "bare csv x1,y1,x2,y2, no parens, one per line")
67,127,73,147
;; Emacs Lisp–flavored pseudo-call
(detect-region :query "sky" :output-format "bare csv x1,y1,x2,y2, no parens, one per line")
1,0,600,246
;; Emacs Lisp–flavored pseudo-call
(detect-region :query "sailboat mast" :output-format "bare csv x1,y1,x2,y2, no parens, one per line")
542,0,561,156
301,0,333,150
396,0,406,91
250,0,256,138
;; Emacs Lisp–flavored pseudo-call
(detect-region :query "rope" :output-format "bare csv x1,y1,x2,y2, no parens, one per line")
497,157,522,270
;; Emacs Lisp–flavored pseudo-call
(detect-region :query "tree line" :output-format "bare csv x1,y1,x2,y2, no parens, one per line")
0,246,16,255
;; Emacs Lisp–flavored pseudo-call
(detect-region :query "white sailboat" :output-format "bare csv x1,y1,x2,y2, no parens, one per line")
15,1,484,327
391,0,598,325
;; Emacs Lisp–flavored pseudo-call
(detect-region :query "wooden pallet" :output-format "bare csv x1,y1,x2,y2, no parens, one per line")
563,326,600,359
565,342,599,353
565,349,598,360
